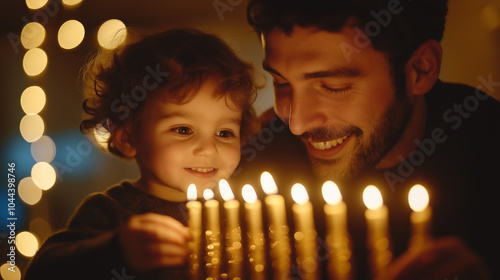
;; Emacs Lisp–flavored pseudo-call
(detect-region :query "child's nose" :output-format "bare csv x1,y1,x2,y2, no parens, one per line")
193,137,218,157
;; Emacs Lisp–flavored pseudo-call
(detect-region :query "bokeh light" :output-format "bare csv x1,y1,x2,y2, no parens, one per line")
21,22,46,49
93,125,110,149
20,86,46,115
31,162,56,190
481,4,500,31
31,135,56,163
0,263,21,280
18,177,43,205
16,231,39,257
23,48,48,76
20,114,45,143
30,218,53,243
62,0,83,6
26,0,48,9
97,19,127,49
58,19,85,49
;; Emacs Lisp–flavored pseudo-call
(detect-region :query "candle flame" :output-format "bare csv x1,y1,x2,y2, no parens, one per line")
187,184,197,201
408,184,429,212
242,184,257,203
291,183,309,205
322,181,342,205
363,185,383,210
260,171,278,195
218,179,235,201
203,189,214,200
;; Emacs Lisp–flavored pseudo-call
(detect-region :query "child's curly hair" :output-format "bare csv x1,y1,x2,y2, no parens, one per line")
81,28,260,158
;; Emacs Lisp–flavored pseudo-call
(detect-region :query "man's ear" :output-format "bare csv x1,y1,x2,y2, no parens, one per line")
111,126,137,158
405,39,442,96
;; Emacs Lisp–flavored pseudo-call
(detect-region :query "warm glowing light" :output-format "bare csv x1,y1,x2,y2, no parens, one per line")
26,0,48,9
408,184,429,212
0,263,21,280
242,184,257,204
187,184,197,201
322,181,342,205
291,183,309,205
20,114,45,143
260,171,278,195
16,231,39,257
218,179,235,201
18,177,42,205
93,125,110,149
97,19,127,49
58,20,85,49
23,48,48,76
31,162,56,190
203,189,215,200
363,185,383,210
62,0,83,6
29,218,52,243
481,4,500,31
21,86,46,114
21,22,45,49
31,135,56,163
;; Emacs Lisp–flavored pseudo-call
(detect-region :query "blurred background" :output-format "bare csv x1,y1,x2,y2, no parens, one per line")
1,0,499,278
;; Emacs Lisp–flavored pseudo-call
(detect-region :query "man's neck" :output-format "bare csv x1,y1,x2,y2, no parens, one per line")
375,95,427,170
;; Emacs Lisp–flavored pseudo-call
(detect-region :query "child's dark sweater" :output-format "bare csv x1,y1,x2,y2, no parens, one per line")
25,181,190,280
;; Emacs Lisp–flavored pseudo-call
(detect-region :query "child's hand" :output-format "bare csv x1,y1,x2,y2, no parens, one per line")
118,213,190,273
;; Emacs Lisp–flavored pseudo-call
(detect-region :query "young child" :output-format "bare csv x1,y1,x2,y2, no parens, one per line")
25,28,259,280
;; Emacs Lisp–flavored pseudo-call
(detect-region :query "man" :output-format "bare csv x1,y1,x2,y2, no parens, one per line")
232,0,500,279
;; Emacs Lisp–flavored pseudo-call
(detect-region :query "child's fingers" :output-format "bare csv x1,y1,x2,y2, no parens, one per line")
147,243,189,267
136,213,190,240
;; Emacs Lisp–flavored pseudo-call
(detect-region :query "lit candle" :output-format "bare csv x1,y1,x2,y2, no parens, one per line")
260,171,291,280
203,189,221,279
322,181,352,280
408,184,432,249
187,184,202,280
291,183,318,280
363,185,392,278
218,179,242,279
242,184,266,280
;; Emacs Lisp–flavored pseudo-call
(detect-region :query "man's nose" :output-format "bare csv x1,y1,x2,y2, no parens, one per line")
280,90,328,136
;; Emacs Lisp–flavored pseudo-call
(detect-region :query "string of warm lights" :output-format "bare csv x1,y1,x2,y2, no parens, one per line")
1,1,127,279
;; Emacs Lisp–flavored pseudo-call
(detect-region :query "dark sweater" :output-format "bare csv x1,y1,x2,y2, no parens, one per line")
25,181,190,280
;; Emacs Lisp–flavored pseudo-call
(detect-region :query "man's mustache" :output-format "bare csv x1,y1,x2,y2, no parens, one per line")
300,125,361,142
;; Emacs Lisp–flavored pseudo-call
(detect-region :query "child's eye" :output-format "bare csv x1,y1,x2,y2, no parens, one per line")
216,130,235,138
172,126,193,135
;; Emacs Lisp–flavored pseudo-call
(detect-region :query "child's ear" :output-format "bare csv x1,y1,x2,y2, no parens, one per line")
111,126,137,158
405,39,442,96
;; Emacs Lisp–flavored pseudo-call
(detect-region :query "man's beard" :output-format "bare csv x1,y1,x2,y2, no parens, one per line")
306,88,413,182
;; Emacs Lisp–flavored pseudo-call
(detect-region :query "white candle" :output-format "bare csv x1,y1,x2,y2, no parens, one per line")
363,185,392,279
408,184,432,249
203,189,221,279
322,181,352,280
291,183,318,280
260,171,291,280
218,179,242,279
242,184,265,280
186,184,202,280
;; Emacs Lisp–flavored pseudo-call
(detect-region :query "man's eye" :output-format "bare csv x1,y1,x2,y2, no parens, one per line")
173,127,193,135
217,130,235,138
273,79,290,88
320,84,351,95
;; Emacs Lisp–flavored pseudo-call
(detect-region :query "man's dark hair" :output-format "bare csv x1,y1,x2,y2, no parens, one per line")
247,0,448,92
